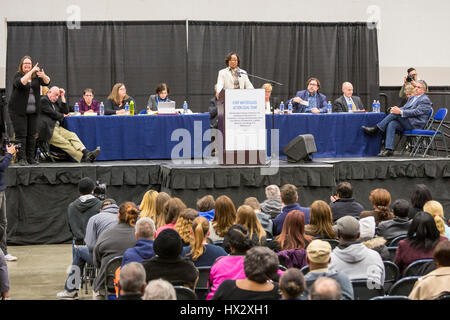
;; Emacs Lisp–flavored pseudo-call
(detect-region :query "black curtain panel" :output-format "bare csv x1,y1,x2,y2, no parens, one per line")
6,20,379,118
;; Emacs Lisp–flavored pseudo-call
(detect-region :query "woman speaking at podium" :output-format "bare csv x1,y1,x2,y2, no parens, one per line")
215,52,253,99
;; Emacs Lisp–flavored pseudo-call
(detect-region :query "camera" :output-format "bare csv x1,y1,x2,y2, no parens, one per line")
93,180,107,201
406,74,416,82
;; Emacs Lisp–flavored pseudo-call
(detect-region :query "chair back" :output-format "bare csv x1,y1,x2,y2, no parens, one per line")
403,259,435,277
436,293,450,300
104,256,123,299
278,265,287,271
321,238,340,249
174,285,197,300
388,234,407,247
388,276,420,297
351,278,385,300
433,108,447,121
300,265,309,275
387,246,398,262
383,261,400,293
195,266,211,300
370,295,410,300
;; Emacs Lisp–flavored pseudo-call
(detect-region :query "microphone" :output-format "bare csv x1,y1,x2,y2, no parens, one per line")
235,68,242,77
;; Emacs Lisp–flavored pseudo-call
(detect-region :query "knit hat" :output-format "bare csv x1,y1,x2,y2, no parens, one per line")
333,216,360,238
307,240,331,264
154,229,183,259
359,216,376,239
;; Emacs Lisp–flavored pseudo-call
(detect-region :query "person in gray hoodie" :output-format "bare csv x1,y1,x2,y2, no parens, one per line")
244,197,273,238
329,216,385,287
260,185,282,219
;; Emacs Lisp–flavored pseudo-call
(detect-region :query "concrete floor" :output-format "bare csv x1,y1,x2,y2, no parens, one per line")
6,244,93,300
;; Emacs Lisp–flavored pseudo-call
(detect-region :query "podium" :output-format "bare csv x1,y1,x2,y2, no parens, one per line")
217,89,266,165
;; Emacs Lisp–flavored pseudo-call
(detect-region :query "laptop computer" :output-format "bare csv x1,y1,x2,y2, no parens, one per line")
157,101,177,114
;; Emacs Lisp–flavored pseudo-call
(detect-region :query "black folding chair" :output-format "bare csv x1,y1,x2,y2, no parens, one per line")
403,259,435,278
387,246,398,262
388,276,420,297
383,260,400,293
388,234,407,247
81,263,97,294
300,265,309,275
370,295,410,300
174,286,197,300
436,293,450,300
351,278,385,300
195,266,211,300
103,256,123,300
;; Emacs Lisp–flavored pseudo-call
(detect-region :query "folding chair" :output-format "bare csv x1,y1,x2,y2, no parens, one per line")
351,278,385,300
405,108,448,157
398,108,433,154
81,263,97,294
103,256,123,300
195,266,211,300
387,246,398,262
383,261,400,293
370,295,410,300
403,259,435,277
174,286,197,300
387,234,407,247
300,265,309,275
388,276,420,297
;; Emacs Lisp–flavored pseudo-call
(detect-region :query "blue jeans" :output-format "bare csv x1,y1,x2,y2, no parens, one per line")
376,114,413,150
64,244,93,292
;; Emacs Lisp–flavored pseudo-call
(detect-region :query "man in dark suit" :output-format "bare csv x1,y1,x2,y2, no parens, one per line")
362,80,432,157
288,77,328,113
333,82,364,112
38,86,100,162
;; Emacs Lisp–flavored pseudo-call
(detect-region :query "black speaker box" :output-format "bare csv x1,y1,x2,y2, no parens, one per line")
282,134,317,162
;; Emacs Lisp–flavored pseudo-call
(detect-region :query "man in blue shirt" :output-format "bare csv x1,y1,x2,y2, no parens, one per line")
273,184,311,236
289,78,328,113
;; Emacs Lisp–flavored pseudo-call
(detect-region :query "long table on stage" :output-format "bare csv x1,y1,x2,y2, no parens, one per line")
64,112,385,160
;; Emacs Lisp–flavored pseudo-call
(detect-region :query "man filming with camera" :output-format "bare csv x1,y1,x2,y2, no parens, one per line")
1,144,18,262
399,67,418,99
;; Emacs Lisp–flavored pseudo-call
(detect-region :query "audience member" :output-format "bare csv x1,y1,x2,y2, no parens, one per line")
147,83,173,112
139,190,158,220
409,240,450,300
142,229,198,289
273,184,310,236
376,199,412,241
155,197,186,237
305,200,336,239
118,262,146,300
329,182,364,221
260,185,282,219
0,250,9,300
332,82,364,112
360,188,394,225
244,197,273,239
359,216,390,261
154,192,170,229
182,216,227,267
122,217,156,266
308,277,342,300
394,211,447,274
279,268,306,300
197,195,215,221
104,82,135,115
77,88,100,115
303,240,353,300
174,208,199,245
207,224,255,300
92,202,139,299
212,246,281,300
142,278,176,300
329,216,385,285
56,177,102,300
235,205,267,245
409,184,432,219
423,200,450,239
39,86,101,162
209,195,236,242
288,77,328,113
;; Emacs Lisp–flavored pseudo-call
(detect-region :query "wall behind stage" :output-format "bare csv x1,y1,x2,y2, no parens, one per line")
1,0,449,87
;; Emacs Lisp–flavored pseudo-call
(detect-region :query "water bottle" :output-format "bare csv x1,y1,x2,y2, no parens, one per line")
287,101,293,114
146,105,151,115
35,147,41,163
74,102,79,114
327,101,332,114
376,100,381,113
372,100,377,113
125,102,130,115
99,102,104,116
280,101,285,114
183,100,188,114
129,100,135,115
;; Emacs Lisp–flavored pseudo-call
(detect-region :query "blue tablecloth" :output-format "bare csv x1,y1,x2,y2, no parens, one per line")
64,112,385,160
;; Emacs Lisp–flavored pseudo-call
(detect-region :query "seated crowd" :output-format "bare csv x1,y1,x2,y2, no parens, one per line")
3,179,447,301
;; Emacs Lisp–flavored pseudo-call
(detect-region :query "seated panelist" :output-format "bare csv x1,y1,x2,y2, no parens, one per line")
288,77,328,114
104,83,135,115
77,88,100,115
147,83,173,111
333,82,364,112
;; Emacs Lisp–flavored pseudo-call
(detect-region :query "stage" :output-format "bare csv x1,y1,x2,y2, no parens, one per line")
5,155,450,245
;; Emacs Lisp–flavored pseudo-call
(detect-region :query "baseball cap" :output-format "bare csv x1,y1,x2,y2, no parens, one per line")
307,240,332,264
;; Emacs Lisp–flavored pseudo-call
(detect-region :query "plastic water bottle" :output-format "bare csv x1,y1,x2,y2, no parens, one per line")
280,101,285,114
99,102,104,115
129,100,135,115
183,100,188,114
372,100,377,113
35,147,41,163
74,102,79,114
376,100,381,113
146,105,151,115
327,101,332,114
125,102,130,115
287,101,293,114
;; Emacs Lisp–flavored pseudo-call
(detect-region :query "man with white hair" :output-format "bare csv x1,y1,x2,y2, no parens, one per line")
260,185,282,219
332,82,364,112
38,86,100,162
118,262,147,300
121,217,156,266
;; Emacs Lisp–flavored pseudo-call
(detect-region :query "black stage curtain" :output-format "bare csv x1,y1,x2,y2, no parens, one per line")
6,20,378,115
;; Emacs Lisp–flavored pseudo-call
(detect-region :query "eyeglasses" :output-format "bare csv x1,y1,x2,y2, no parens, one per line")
84,94,93,97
